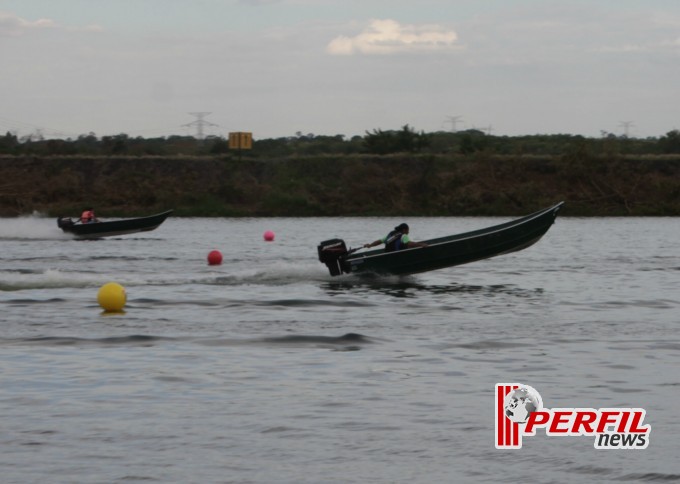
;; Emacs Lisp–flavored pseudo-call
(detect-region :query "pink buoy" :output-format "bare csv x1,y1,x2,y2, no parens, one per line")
263,230,275,242
207,249,223,265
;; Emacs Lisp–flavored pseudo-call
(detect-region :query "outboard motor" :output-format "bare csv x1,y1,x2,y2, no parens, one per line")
57,217,74,229
317,238,348,276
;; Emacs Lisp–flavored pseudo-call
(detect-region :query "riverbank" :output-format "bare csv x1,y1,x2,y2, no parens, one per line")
1,153,678,216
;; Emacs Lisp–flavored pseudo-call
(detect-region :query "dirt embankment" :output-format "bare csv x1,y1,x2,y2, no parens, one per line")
1,154,678,217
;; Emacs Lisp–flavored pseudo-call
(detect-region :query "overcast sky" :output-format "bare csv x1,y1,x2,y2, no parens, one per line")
1,0,679,140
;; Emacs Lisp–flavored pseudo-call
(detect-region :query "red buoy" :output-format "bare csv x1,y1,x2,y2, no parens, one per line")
263,230,275,242
207,250,223,265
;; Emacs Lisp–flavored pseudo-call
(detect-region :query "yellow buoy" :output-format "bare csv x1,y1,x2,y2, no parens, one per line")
97,282,127,312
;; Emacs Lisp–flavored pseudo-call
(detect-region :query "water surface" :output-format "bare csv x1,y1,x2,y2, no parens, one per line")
1,214,678,483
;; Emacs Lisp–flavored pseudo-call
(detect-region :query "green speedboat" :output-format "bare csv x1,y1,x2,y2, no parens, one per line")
57,210,173,239
318,202,564,277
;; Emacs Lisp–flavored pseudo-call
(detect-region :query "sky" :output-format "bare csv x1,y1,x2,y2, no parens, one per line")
1,0,679,140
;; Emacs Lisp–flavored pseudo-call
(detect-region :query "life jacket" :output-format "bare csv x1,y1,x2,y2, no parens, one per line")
81,210,95,223
384,230,404,252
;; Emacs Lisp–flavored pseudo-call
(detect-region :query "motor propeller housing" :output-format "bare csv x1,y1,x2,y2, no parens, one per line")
57,217,74,229
317,238,348,276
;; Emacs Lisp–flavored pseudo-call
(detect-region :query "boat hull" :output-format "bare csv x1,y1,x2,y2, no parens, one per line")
323,202,563,276
57,210,173,239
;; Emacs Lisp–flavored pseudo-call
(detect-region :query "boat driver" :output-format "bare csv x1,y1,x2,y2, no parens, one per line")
363,223,428,252
80,208,99,224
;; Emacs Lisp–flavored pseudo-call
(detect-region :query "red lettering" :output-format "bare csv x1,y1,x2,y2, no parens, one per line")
572,411,597,434
616,411,630,433
596,411,621,433
548,411,572,433
629,411,650,433
524,411,550,434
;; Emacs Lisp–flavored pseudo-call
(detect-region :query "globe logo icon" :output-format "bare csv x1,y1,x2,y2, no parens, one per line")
504,385,543,424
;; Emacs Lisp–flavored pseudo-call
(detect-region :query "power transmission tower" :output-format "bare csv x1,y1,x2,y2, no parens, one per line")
618,121,635,137
444,115,463,133
183,112,218,140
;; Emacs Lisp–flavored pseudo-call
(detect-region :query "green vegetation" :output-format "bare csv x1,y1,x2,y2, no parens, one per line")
0,128,678,217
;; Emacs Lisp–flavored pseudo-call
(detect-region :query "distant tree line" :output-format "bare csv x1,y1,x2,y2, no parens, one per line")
2,125,680,157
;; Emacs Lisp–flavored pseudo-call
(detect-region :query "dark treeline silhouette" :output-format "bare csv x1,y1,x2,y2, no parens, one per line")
2,125,680,157
2,125,679,217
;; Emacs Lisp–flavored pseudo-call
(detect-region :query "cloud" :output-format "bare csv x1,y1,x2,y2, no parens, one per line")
237,0,286,5
0,11,102,37
327,19,459,55
659,36,680,49
81,24,105,33
594,44,646,53
0,11,55,37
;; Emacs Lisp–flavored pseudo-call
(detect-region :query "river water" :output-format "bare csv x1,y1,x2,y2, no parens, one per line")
0,213,678,483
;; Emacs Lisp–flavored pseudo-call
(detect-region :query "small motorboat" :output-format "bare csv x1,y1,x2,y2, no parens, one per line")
318,202,564,276
57,210,173,239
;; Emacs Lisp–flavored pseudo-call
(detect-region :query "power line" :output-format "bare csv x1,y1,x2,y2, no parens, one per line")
0,116,80,138
444,115,463,133
618,121,635,137
182,112,219,140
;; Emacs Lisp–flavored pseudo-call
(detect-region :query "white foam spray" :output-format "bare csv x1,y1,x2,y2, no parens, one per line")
0,212,71,240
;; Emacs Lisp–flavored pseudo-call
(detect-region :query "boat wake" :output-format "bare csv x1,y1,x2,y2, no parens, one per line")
198,261,337,286
0,213,71,240
0,269,104,291
0,261,465,292
2,333,376,351
0,261,330,291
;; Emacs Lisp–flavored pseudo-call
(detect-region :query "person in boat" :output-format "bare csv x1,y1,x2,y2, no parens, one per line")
80,208,99,224
363,223,428,252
